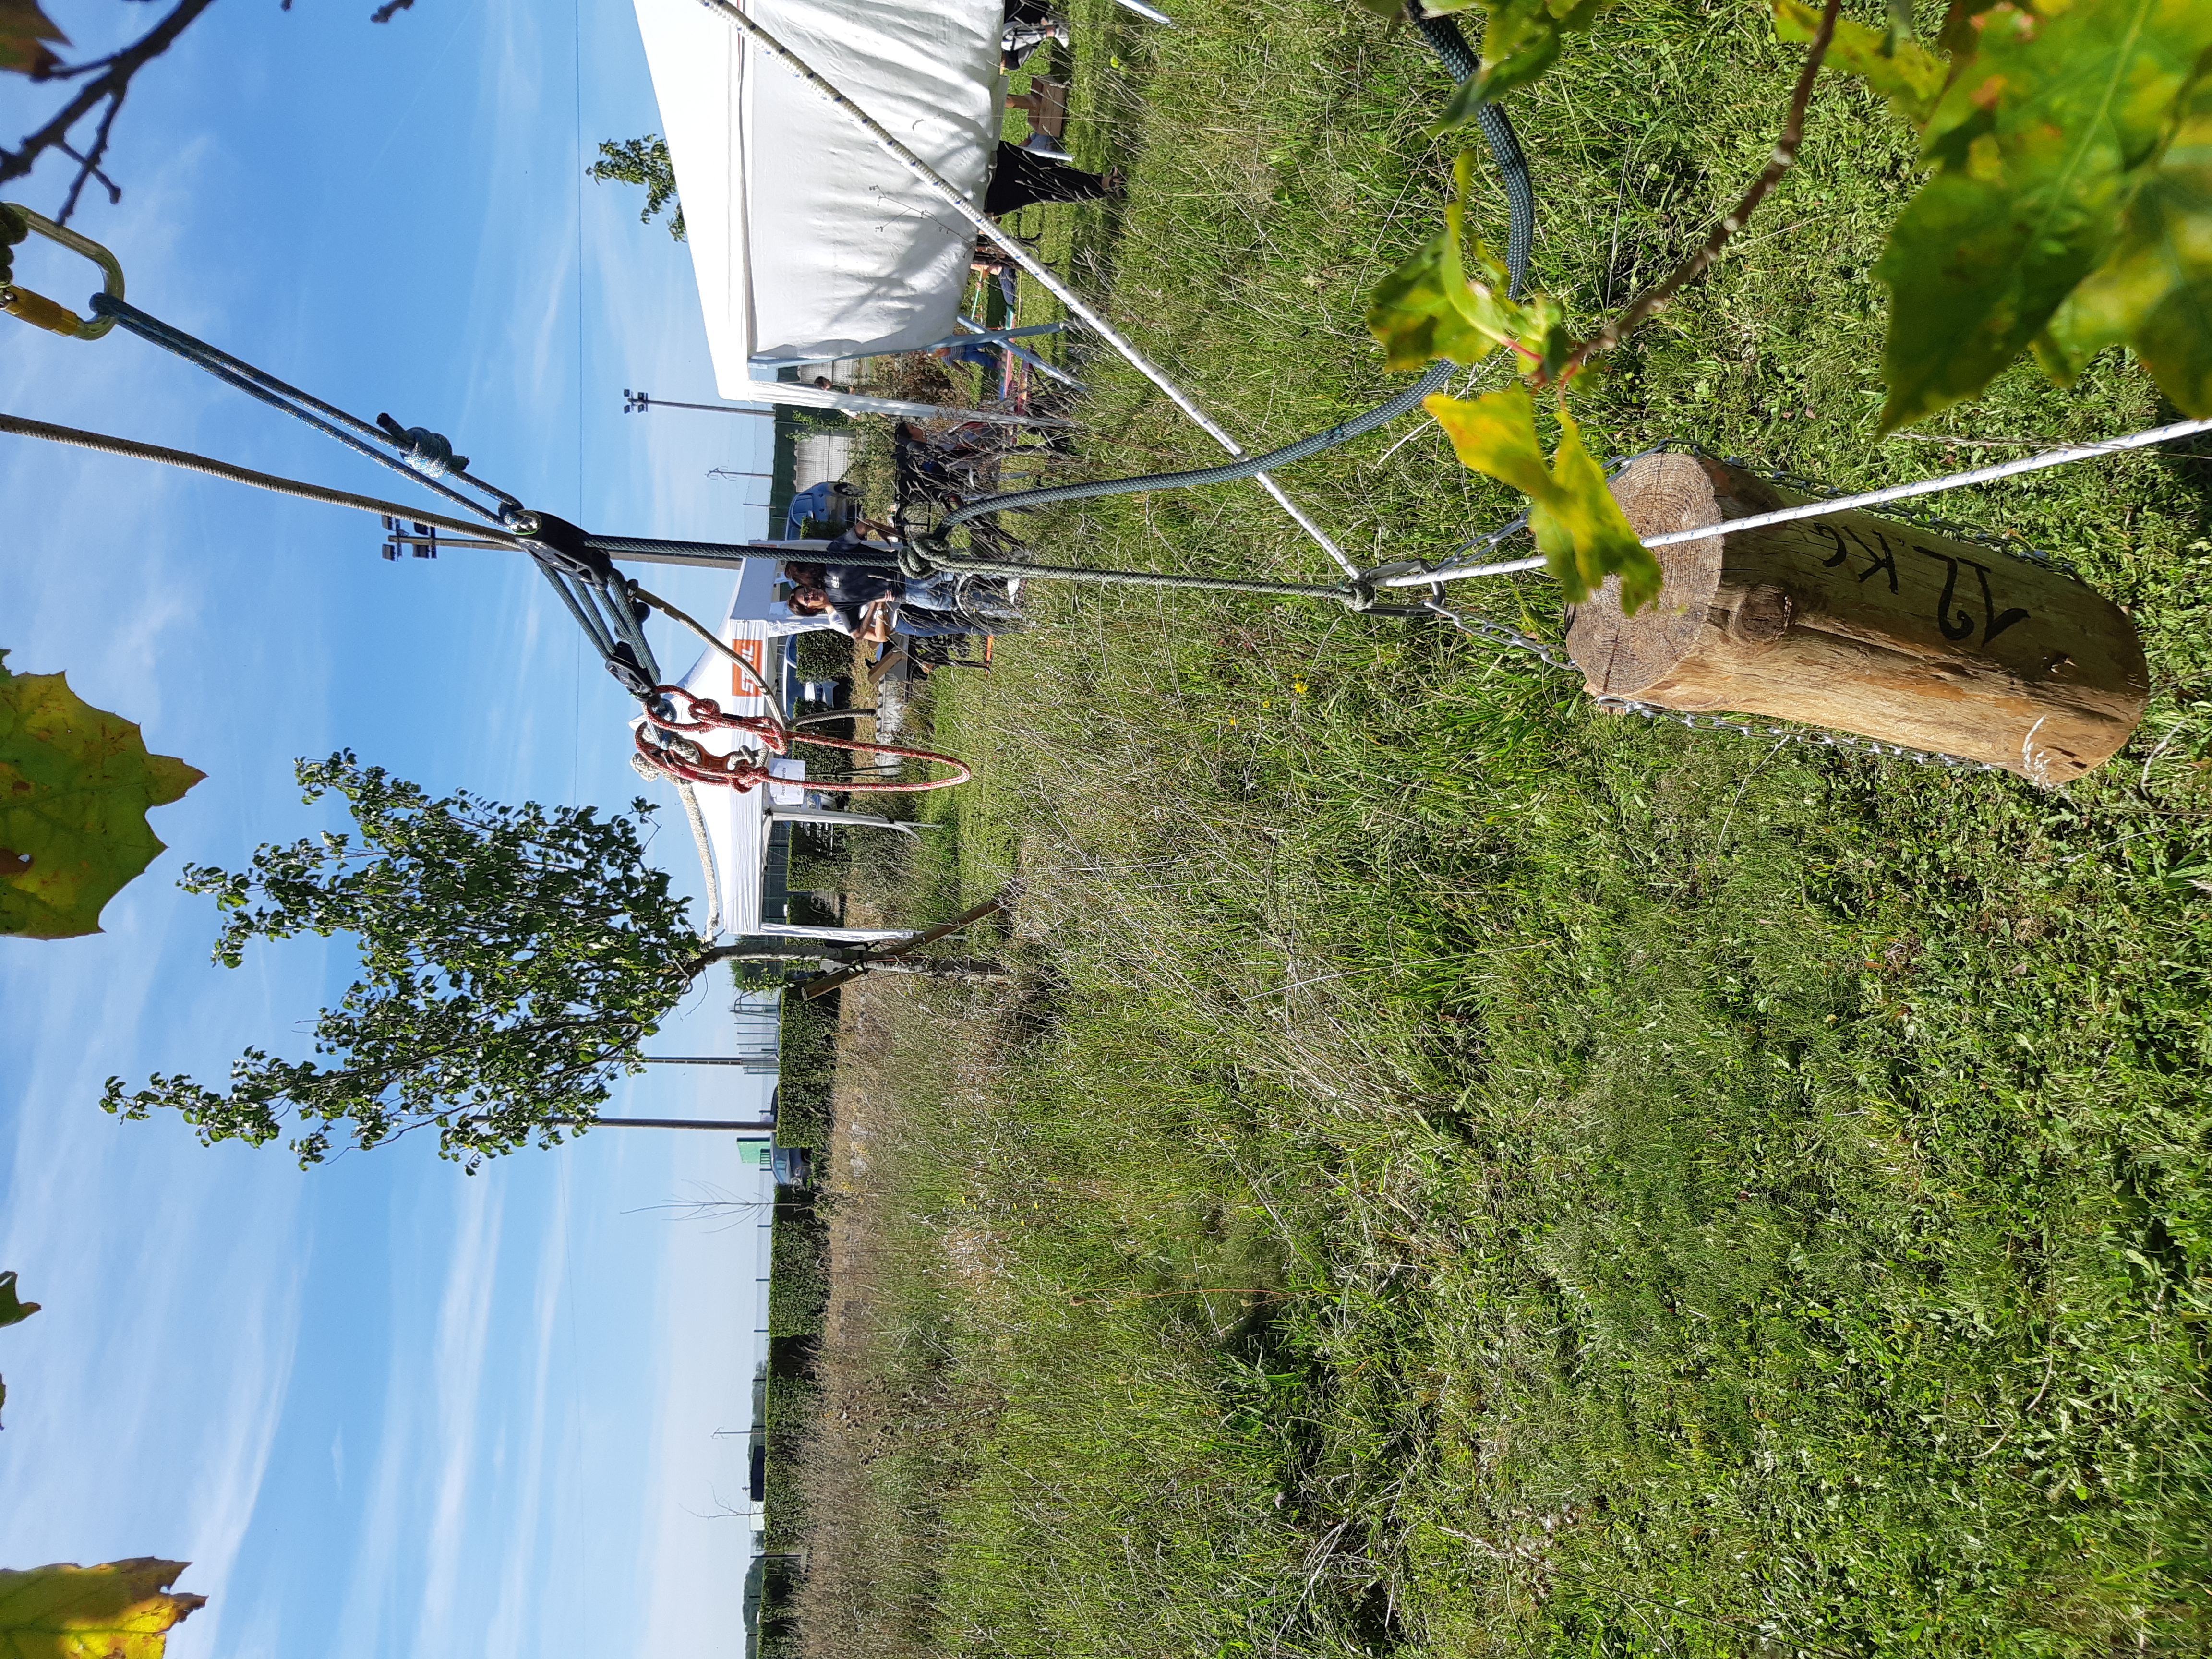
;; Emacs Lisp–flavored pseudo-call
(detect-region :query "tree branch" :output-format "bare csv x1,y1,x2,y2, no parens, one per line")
1553,0,1842,381
0,0,220,196
54,91,126,225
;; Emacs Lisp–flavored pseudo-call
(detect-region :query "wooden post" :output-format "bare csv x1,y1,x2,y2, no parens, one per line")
1566,451,2149,781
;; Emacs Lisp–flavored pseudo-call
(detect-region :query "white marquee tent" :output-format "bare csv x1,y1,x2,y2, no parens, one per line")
631,0,1007,392
653,586,921,946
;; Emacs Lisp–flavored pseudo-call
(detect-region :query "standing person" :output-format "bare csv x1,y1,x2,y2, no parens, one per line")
984,141,1121,215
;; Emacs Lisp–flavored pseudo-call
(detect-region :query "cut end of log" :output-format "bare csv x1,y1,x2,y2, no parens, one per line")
1564,452,2149,781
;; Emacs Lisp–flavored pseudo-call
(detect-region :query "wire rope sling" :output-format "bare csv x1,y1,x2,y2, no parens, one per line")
0,199,968,807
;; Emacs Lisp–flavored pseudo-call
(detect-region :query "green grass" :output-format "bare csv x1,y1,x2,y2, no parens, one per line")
774,0,2212,1653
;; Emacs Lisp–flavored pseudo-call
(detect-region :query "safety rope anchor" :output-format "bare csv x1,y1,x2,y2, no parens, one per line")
0,202,125,341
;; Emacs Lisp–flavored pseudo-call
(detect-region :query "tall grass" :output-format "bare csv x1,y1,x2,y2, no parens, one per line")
773,0,2212,1651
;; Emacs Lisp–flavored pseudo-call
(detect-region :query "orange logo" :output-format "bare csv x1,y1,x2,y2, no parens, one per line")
729,636,768,699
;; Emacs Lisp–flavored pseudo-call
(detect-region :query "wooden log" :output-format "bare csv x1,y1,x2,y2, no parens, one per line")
1565,451,2148,781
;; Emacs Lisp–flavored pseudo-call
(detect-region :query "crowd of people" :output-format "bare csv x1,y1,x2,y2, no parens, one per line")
756,0,1097,648
768,508,1025,646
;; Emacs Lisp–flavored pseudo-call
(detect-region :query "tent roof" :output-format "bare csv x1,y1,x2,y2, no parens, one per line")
632,0,1006,389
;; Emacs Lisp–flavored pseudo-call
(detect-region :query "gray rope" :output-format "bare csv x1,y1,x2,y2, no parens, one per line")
1410,11,1535,288
934,359,1460,532
0,409,521,542
89,295,519,526
675,777,722,939
927,10,1534,542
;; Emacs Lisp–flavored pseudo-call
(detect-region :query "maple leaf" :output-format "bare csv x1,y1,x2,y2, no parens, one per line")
0,1273,36,1332
0,0,66,78
1776,0,1948,125
0,651,204,939
1426,0,1614,119
1873,0,2212,432
2037,69,2212,415
1368,150,1568,372
0,1562,204,1659
0,1270,36,1430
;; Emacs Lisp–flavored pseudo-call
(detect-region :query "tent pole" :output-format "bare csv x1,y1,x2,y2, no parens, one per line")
687,0,1358,577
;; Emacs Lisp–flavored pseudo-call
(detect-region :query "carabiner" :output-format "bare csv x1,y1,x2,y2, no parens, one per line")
0,203,125,341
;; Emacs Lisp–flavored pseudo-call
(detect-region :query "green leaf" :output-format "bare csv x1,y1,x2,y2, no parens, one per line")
1367,151,1568,371
0,1273,36,1330
1423,384,1660,610
1424,0,1619,124
2038,70,2212,413
1367,228,1506,370
1775,0,1948,125
1873,0,2212,433
1431,0,1611,124
0,1561,204,1659
0,652,204,940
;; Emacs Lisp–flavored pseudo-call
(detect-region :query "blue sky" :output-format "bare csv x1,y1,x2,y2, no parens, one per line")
0,3,788,1653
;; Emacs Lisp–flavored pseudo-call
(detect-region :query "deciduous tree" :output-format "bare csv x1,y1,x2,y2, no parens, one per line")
589,133,685,240
102,753,709,1170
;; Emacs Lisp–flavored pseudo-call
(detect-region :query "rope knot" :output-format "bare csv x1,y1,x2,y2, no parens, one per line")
376,412,468,478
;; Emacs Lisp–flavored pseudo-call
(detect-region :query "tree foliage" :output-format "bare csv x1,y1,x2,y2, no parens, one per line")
102,754,704,1171
589,133,685,241
0,1560,202,1659
1426,385,1657,607
1365,0,2212,616
0,650,204,940
1781,0,2212,430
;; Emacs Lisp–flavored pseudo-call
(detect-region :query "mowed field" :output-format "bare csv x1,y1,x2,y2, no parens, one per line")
773,1,2212,1654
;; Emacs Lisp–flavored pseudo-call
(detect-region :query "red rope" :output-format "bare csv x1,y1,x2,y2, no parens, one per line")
637,685,972,794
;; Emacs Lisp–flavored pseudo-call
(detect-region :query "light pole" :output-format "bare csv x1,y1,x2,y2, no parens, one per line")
624,389,776,417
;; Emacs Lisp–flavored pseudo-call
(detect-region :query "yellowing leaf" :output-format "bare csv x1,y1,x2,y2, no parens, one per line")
0,0,66,77
1424,385,1659,611
2038,71,2212,413
0,1561,203,1659
1775,0,1948,125
1368,151,1568,371
1368,228,1507,370
1873,0,2212,432
0,652,204,939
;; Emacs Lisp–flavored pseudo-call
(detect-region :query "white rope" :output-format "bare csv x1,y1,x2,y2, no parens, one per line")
1396,414,2212,587
687,0,1360,577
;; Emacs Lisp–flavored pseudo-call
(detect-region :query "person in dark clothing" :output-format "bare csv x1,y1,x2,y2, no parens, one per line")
984,141,1119,215
784,538,1026,642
